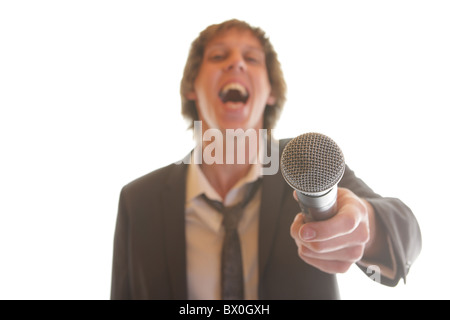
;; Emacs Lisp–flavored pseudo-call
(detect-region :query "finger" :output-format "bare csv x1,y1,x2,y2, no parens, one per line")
290,213,305,245
299,254,353,274
299,244,365,263
299,202,362,242
301,221,370,253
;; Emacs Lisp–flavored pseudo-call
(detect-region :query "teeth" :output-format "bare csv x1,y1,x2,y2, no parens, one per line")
220,82,248,98
227,103,242,109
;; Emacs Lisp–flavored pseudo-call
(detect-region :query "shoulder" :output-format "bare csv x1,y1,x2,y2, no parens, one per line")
121,162,188,200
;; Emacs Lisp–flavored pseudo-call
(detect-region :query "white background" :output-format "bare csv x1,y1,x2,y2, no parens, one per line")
1,0,449,299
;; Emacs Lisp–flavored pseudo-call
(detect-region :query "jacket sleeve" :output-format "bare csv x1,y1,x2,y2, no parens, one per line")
339,165,422,286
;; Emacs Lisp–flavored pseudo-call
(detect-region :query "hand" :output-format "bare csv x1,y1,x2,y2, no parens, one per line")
290,188,377,274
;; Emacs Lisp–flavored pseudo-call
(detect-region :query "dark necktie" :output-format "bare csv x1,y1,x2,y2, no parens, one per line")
201,179,261,300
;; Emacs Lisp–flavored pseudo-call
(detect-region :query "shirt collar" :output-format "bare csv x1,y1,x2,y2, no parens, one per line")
186,160,262,206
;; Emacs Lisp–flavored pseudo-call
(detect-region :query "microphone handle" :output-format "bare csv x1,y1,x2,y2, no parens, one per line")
295,186,339,222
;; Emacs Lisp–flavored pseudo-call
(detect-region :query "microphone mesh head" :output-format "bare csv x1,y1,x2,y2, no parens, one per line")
281,133,345,194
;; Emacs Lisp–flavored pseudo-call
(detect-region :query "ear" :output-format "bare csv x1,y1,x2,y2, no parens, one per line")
186,91,197,101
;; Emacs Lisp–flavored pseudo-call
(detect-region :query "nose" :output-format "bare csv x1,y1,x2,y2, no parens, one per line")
225,51,246,72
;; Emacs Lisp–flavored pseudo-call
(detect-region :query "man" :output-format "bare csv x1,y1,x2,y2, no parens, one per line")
111,19,421,299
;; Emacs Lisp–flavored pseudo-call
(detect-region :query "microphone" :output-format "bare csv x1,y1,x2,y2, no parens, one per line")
280,132,345,221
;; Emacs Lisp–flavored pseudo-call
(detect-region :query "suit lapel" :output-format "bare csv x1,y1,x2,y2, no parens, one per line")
161,162,188,299
258,139,290,288
258,170,287,281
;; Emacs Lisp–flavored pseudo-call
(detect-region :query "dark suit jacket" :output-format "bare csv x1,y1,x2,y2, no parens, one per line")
111,139,421,299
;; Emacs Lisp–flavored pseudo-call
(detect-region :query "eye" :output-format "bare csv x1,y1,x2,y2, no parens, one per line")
245,55,260,64
244,51,264,65
210,54,224,61
208,50,227,62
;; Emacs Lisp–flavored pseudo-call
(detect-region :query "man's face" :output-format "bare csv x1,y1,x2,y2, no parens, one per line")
188,28,275,132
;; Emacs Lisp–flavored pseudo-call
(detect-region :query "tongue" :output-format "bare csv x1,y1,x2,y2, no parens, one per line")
221,89,247,103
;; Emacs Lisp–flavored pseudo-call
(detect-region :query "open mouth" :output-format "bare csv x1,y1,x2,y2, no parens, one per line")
219,83,249,105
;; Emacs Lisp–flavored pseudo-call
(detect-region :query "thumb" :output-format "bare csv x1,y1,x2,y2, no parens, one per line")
290,213,306,244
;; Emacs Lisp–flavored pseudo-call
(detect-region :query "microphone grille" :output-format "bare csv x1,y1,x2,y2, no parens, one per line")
281,133,345,194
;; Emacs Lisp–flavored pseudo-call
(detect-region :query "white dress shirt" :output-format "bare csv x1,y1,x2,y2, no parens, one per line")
185,161,262,300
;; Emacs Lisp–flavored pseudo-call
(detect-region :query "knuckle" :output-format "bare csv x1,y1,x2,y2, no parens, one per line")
297,247,303,258
309,241,326,253
360,226,370,244
298,245,308,259
290,214,303,240
290,222,299,240
290,224,297,239
354,223,370,244
349,246,365,261
336,262,352,274
341,214,357,232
